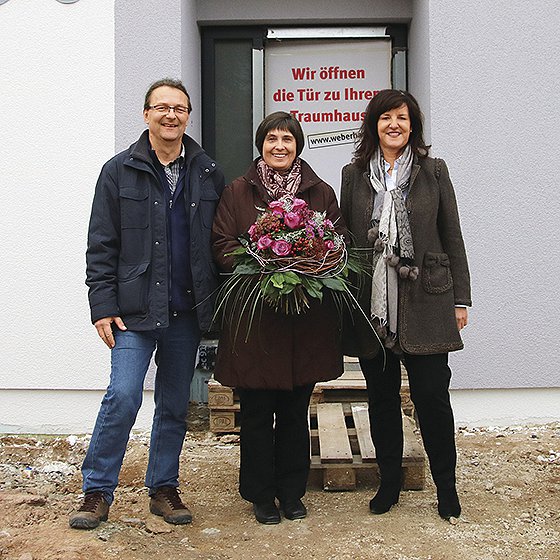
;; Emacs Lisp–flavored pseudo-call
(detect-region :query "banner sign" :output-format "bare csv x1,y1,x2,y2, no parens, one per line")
265,39,391,197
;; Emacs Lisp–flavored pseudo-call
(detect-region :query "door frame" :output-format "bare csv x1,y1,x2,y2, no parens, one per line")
200,24,408,160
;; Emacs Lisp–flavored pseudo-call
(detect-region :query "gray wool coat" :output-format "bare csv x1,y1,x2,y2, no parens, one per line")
340,156,472,356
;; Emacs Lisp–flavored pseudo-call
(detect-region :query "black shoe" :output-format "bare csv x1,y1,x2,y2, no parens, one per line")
369,485,400,514
253,501,281,524
280,498,307,520
437,487,461,519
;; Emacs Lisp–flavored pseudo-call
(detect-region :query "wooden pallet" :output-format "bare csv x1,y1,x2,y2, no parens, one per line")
309,402,425,491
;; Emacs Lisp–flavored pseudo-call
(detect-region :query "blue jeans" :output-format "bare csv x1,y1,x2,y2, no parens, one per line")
82,312,201,504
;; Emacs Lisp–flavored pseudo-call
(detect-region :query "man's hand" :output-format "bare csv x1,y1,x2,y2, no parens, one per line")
94,316,127,349
455,307,468,331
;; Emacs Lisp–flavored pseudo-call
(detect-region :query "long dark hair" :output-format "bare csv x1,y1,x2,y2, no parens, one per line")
353,89,430,169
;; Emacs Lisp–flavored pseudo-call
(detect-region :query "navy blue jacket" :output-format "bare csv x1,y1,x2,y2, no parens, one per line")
86,130,225,331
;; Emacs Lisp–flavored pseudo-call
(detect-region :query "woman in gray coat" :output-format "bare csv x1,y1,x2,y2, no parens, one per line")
340,90,471,520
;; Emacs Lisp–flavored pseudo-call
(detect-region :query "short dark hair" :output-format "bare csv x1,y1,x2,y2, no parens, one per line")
255,111,305,157
143,78,192,113
353,89,430,169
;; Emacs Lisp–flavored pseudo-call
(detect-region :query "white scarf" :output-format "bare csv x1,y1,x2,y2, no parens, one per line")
369,146,414,340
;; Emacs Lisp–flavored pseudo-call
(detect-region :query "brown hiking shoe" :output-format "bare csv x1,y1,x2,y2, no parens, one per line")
69,492,109,530
149,486,192,524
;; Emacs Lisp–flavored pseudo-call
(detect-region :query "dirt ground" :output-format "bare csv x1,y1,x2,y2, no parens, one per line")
0,406,559,560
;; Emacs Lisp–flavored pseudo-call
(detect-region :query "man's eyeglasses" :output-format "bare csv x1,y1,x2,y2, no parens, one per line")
148,104,189,116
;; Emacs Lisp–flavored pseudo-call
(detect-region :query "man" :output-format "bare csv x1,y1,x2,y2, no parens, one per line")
70,78,224,529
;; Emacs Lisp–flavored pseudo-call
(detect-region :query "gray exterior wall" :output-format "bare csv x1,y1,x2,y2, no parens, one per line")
115,0,184,150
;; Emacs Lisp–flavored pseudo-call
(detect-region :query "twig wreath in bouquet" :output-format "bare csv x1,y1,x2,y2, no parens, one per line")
214,195,373,341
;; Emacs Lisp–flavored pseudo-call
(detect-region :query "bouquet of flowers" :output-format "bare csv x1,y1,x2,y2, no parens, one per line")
215,196,366,333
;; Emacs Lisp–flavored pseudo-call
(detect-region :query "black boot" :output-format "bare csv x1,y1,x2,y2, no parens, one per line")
369,482,400,514
437,487,461,519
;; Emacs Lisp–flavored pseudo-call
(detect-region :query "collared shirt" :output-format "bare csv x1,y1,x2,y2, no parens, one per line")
163,144,185,195
383,159,398,192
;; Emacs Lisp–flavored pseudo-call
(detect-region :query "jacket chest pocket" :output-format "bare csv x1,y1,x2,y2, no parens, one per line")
120,186,149,229
421,251,453,293
199,188,220,229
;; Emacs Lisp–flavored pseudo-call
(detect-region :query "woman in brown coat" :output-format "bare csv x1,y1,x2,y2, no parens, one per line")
212,112,345,524
340,90,471,520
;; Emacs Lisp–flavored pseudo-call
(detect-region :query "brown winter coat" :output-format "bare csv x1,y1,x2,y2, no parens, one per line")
211,160,346,390
340,156,471,357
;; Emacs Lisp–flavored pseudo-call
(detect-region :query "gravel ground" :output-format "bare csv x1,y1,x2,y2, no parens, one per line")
0,406,559,560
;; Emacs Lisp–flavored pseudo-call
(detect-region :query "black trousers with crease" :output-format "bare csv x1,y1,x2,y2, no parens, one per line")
360,349,457,490
237,384,315,504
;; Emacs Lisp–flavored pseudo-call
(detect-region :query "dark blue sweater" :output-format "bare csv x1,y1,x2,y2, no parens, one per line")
150,152,194,312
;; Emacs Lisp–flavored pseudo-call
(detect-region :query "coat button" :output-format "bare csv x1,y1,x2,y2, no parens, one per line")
191,202,196,207
154,201,159,205
155,241,160,245
211,162,216,167
156,322,161,327
205,168,209,172
155,281,161,286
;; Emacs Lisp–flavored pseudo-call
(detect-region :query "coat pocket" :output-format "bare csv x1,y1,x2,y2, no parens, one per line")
421,251,453,294
120,186,149,229
117,262,150,315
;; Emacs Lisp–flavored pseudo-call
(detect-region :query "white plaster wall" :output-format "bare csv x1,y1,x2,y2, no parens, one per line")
410,0,560,390
0,0,116,391
0,0,152,434
0,0,162,435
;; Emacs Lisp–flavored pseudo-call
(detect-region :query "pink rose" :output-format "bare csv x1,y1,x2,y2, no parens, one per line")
248,224,258,240
284,211,302,229
325,239,335,251
268,200,285,216
257,235,273,250
324,219,334,230
292,198,307,211
272,239,292,256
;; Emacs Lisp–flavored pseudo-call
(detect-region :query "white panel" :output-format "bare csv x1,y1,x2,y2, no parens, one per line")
267,27,388,39
1,387,558,434
0,0,115,390
450,388,560,427
265,39,391,197
0,390,155,434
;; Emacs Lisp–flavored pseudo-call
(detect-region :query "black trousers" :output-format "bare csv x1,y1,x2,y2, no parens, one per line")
237,384,315,504
360,350,457,490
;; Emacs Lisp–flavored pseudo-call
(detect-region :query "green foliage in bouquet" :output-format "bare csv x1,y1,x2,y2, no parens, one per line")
214,196,374,342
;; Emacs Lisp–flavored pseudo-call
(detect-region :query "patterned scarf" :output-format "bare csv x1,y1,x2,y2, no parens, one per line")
257,157,302,200
369,145,415,347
